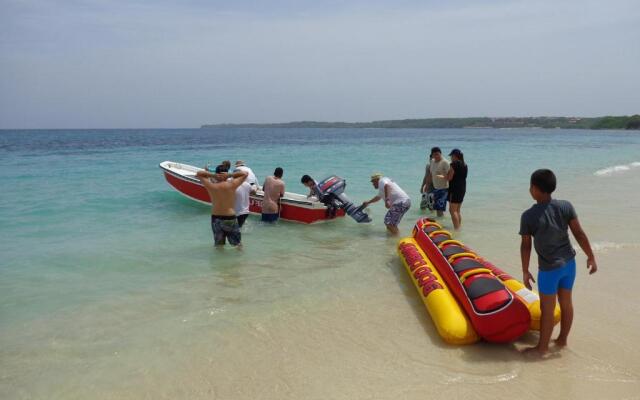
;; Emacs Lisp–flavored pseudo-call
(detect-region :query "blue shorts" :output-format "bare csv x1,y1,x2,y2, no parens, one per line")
261,213,279,223
538,258,576,295
432,189,448,211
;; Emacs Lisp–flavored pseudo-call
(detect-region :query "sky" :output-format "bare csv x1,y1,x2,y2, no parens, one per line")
1,0,639,128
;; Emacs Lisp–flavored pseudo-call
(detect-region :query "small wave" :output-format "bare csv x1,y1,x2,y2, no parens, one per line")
574,241,640,254
593,241,626,252
444,371,519,385
594,162,640,176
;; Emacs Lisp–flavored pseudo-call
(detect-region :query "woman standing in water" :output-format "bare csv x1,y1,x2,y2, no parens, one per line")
443,149,468,230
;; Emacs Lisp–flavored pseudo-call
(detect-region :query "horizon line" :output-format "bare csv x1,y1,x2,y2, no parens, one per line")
1,114,638,130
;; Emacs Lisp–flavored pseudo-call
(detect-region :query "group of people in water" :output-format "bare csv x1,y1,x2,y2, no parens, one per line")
194,151,600,357
421,147,468,230
361,146,468,234
196,160,284,246
196,146,469,246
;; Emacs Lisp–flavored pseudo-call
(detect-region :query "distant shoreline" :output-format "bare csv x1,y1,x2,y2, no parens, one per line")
202,115,640,130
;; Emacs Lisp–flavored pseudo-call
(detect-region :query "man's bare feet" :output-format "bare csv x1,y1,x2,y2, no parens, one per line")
522,345,550,357
554,338,568,347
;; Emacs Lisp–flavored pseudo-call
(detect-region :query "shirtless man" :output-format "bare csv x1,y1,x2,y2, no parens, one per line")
196,165,248,246
261,167,285,223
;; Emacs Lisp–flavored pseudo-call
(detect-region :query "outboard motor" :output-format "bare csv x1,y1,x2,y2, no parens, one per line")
316,176,371,223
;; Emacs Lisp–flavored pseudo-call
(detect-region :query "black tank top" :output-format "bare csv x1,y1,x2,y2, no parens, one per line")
450,160,467,192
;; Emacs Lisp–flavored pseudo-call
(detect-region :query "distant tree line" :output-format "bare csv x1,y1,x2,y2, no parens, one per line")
591,115,640,130
202,115,640,130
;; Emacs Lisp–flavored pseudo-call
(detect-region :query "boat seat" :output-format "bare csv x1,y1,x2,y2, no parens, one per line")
423,225,439,234
442,245,466,258
452,258,485,274
431,234,450,245
472,286,511,313
465,276,505,300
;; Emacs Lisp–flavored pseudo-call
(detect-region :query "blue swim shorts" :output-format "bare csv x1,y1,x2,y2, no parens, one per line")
537,258,576,295
432,188,448,211
261,213,279,223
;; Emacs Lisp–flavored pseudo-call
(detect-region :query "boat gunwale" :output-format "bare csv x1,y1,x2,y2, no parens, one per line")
159,161,327,209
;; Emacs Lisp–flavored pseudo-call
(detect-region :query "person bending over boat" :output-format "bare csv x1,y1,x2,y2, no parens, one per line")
301,175,340,218
196,165,248,247
261,167,285,223
362,173,411,235
423,147,450,217
301,175,322,199
235,160,258,187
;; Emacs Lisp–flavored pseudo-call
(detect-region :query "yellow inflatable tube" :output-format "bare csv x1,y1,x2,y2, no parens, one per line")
398,238,479,345
498,276,561,331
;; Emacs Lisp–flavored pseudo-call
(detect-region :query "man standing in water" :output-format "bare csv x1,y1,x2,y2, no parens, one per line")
235,160,258,187
261,167,285,223
234,178,256,228
362,173,411,235
419,150,435,210
196,165,248,247
423,147,450,217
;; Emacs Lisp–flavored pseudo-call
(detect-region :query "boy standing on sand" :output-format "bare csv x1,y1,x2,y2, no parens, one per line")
519,169,597,356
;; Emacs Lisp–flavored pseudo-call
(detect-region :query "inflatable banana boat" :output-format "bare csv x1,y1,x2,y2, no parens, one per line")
398,238,479,345
416,219,560,331
400,218,559,344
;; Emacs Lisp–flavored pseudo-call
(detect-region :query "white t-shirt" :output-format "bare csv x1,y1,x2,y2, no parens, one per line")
236,165,258,186
429,158,450,190
378,177,410,205
234,182,252,215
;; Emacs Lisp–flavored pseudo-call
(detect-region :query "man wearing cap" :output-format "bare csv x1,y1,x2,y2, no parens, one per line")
362,173,411,235
196,165,248,247
422,147,450,217
234,160,258,187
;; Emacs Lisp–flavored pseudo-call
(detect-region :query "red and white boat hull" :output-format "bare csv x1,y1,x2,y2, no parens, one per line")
159,161,344,224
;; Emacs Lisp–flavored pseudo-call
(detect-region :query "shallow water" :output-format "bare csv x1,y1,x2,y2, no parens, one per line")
1,128,639,399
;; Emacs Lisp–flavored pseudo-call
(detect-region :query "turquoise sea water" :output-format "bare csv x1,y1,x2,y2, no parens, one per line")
2,128,640,398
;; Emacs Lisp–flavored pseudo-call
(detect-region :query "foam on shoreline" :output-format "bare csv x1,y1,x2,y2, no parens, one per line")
594,161,640,176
